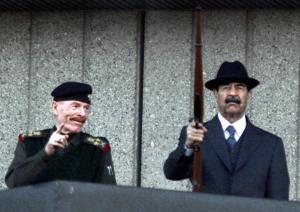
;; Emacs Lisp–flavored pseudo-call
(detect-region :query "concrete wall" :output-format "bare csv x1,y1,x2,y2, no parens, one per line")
0,10,299,201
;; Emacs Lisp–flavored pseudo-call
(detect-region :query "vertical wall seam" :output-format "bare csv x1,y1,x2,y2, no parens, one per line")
26,12,33,130
81,10,87,82
296,26,300,200
244,10,249,69
244,9,252,115
134,10,146,187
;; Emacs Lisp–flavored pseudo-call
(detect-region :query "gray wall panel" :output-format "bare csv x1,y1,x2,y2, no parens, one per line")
29,11,84,130
145,10,248,191
246,10,300,200
0,12,30,188
142,11,193,190
0,9,299,201
201,11,247,121
84,11,138,186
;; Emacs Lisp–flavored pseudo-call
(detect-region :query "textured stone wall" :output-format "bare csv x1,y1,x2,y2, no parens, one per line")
0,10,299,201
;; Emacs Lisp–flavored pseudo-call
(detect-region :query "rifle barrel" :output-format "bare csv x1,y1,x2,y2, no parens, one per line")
192,7,204,193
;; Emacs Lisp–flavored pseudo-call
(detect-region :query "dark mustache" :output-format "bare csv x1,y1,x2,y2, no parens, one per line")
225,96,241,104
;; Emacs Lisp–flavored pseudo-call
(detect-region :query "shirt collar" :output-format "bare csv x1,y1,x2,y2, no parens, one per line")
217,112,246,138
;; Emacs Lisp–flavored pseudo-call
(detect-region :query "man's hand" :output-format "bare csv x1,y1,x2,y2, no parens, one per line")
185,121,207,148
45,124,69,155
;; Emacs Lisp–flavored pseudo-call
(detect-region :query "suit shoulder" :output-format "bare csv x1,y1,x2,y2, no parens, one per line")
203,118,218,129
82,133,110,153
249,124,283,149
252,125,281,140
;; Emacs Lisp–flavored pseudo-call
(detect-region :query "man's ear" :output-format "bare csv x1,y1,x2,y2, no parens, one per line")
213,89,218,99
51,101,59,115
247,91,251,101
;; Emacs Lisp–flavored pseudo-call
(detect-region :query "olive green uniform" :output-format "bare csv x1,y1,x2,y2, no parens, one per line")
5,128,116,188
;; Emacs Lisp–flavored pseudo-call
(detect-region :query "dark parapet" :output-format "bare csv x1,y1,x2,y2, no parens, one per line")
0,181,299,212
0,0,299,11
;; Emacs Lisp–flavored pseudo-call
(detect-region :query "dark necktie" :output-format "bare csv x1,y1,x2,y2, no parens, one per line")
226,125,236,150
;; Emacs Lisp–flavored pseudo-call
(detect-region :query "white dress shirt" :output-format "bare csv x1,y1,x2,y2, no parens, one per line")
184,113,247,156
218,112,246,142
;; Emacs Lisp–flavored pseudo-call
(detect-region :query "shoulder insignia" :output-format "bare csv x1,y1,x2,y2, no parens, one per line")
85,137,110,153
18,131,43,143
18,134,24,143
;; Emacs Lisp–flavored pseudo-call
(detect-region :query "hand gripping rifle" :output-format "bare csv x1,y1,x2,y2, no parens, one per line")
192,6,204,192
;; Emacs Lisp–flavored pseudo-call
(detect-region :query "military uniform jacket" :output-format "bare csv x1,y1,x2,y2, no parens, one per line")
163,116,290,200
5,128,116,188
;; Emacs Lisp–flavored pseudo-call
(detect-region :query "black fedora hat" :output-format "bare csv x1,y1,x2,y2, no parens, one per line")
205,61,259,90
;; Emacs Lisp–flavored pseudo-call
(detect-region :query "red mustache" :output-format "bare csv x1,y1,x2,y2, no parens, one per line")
70,117,86,123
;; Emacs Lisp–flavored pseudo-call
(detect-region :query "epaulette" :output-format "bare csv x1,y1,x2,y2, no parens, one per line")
18,131,43,143
85,136,110,153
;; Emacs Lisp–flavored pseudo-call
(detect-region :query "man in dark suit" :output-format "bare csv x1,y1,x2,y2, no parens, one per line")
164,61,289,200
6,81,116,188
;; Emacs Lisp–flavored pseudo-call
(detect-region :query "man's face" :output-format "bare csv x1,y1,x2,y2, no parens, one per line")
52,100,90,134
213,82,250,122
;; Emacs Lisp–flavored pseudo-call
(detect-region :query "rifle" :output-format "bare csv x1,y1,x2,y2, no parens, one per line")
192,6,204,192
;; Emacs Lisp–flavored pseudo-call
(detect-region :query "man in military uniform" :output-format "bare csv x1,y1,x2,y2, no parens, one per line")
5,81,116,188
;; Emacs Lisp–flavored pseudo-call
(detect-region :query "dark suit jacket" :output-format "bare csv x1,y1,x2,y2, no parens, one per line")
164,115,290,200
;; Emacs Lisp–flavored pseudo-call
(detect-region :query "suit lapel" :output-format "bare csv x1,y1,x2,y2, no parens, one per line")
206,116,233,173
235,119,262,171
